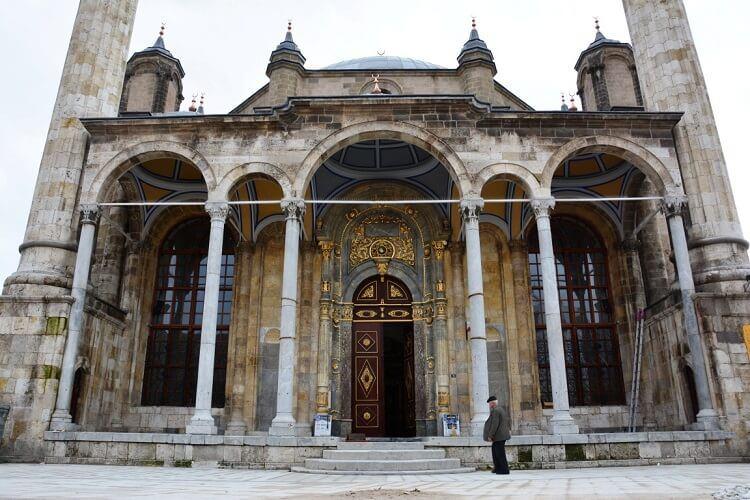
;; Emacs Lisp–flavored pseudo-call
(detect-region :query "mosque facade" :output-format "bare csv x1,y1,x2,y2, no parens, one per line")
0,0,749,468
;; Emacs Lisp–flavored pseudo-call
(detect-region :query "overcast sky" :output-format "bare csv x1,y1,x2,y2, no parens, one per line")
0,0,748,283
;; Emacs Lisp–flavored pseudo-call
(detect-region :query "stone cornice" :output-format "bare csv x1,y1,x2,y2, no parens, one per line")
80,97,683,136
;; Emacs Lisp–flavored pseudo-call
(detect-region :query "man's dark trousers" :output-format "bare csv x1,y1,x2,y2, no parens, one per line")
491,440,509,474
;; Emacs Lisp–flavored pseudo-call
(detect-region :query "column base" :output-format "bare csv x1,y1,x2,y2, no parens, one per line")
268,415,297,436
690,409,721,431
549,412,579,434
49,411,79,432
186,411,217,435
469,412,490,437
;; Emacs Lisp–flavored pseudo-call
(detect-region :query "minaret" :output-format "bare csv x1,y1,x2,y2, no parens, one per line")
266,21,306,107
622,0,750,291
119,23,185,113
4,0,138,295
457,17,497,105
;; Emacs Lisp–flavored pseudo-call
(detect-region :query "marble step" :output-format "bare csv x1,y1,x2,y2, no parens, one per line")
291,466,476,475
304,458,462,472
322,449,445,460
336,441,425,450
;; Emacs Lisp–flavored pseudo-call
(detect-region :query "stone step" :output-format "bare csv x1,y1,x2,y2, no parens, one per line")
304,458,462,472
323,449,445,460
291,466,476,475
336,441,425,450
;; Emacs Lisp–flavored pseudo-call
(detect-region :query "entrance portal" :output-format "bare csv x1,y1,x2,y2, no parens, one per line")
351,275,416,437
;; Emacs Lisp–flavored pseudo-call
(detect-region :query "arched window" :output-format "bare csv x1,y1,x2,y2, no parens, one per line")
142,218,235,407
528,217,625,406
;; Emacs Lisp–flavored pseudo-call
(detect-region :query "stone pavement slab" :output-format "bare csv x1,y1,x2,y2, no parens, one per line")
0,463,749,499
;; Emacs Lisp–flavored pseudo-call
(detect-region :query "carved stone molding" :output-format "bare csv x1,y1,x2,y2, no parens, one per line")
80,204,101,225
530,198,555,218
662,194,688,218
281,198,306,220
460,198,484,223
205,201,229,221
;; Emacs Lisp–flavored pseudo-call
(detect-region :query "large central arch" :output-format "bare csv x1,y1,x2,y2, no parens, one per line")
293,120,473,198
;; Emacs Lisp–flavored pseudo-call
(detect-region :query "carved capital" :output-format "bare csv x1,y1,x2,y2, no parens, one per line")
662,194,688,218
460,198,484,223
318,240,334,260
432,240,447,260
80,204,100,225
205,201,229,221
281,198,306,220
530,197,555,218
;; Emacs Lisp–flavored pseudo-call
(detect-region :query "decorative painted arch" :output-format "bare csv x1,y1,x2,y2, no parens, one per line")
293,120,473,198
540,135,678,194
83,140,217,204
474,162,542,198
215,162,293,201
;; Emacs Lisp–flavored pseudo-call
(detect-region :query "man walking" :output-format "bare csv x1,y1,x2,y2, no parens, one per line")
483,395,510,474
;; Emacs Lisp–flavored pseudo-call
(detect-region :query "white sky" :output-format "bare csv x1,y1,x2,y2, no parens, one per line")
0,0,748,283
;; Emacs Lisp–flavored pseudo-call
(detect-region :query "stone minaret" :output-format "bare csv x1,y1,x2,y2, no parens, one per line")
3,0,138,295
622,0,750,292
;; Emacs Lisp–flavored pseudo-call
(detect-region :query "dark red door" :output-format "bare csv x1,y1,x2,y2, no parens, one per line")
352,322,385,436
352,275,413,437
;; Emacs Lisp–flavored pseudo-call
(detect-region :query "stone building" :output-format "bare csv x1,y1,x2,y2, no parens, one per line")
1,0,748,470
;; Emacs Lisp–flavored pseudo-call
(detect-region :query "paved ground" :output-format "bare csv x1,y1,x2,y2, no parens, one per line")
0,463,749,498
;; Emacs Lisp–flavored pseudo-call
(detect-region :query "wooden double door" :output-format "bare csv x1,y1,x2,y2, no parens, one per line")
352,276,416,437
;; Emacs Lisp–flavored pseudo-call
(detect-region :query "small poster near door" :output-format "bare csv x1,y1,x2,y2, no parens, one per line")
442,414,460,437
314,414,332,437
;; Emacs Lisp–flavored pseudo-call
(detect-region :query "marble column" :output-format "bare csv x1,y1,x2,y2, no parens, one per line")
431,241,452,431
269,198,305,436
187,202,229,435
663,195,719,429
315,240,335,416
460,199,490,436
531,198,579,434
50,204,100,431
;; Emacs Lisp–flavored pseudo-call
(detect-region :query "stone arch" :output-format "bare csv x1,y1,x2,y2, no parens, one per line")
343,261,423,303
215,162,293,201
475,162,542,199
540,135,677,194
83,140,217,204
293,120,473,197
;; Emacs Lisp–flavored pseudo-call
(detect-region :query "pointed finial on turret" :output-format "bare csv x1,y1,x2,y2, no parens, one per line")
188,93,197,112
472,16,476,29
198,93,205,114
594,17,600,32
560,93,569,111
159,22,166,37
285,19,294,42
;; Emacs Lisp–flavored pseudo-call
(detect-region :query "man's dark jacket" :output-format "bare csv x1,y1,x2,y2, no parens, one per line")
483,406,511,442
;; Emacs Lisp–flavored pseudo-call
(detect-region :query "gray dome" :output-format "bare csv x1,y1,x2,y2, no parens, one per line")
322,55,444,70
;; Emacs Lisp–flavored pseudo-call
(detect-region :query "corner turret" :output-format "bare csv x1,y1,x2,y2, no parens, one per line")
266,21,306,107
457,18,497,104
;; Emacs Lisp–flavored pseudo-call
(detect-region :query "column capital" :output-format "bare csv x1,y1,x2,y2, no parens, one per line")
80,204,100,225
431,240,447,260
460,198,484,222
662,194,688,218
530,197,555,218
281,197,306,220
205,201,229,221
318,239,334,259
